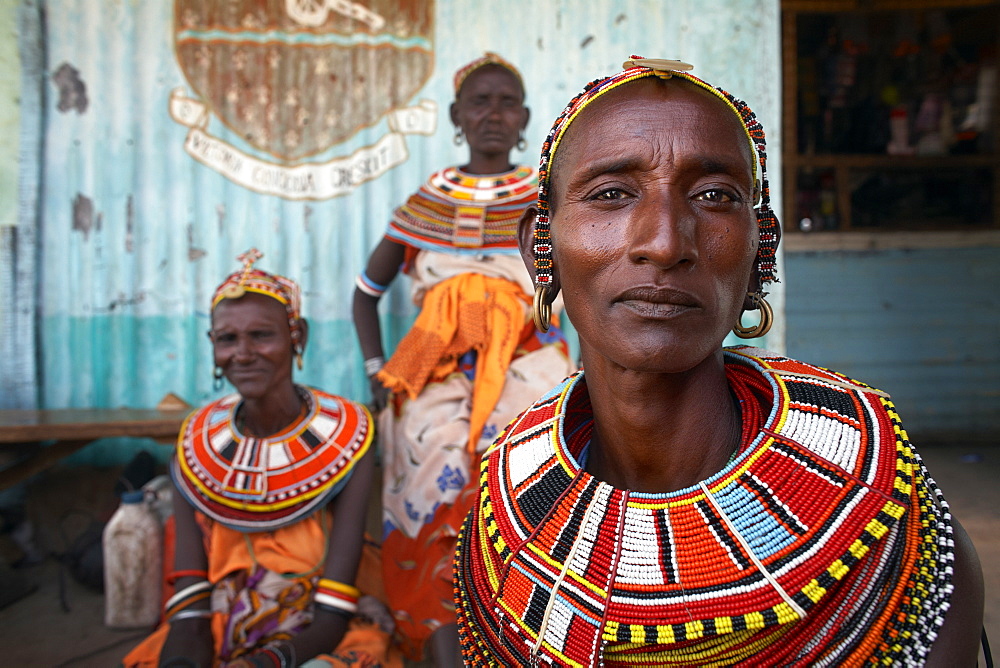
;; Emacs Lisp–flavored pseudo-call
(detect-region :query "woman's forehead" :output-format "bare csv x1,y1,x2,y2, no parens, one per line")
553,79,753,186
458,64,524,97
212,292,287,322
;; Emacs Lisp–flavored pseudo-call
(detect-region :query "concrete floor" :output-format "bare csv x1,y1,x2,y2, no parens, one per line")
0,442,997,667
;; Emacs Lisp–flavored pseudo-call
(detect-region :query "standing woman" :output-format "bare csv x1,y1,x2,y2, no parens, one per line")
353,53,575,665
125,250,398,668
455,59,985,666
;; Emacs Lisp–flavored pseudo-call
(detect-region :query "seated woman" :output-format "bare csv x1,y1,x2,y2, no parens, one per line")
353,53,575,664
455,59,985,666
125,250,399,668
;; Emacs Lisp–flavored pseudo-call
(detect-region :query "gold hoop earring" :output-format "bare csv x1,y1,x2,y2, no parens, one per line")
295,352,303,371
516,133,527,151
532,285,552,333
733,292,773,339
453,128,464,146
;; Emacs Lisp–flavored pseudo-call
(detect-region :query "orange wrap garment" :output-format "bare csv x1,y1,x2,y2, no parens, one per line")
376,272,528,452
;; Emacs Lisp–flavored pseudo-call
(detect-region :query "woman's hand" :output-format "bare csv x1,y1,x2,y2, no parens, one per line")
368,376,391,413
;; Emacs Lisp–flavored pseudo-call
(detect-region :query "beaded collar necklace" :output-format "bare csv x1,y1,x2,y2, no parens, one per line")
456,347,954,666
172,386,373,532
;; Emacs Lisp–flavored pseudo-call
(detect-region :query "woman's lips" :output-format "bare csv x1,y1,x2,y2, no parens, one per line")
616,287,699,318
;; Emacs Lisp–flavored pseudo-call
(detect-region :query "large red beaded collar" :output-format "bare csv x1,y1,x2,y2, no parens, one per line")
455,347,953,666
172,387,372,532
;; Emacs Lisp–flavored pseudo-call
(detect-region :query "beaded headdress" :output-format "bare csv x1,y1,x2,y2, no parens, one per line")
212,248,304,349
532,56,780,292
453,51,524,96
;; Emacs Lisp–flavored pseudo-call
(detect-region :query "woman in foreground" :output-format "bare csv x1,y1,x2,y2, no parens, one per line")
125,250,398,667
454,58,984,666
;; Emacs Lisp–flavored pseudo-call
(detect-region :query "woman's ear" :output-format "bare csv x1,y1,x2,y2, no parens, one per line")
521,106,531,131
449,101,460,129
298,318,310,354
517,206,560,301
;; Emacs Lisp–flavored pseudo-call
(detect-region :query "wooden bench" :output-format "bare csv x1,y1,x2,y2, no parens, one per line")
0,407,190,489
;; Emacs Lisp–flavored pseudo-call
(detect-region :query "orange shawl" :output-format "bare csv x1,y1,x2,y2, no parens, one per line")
377,273,528,452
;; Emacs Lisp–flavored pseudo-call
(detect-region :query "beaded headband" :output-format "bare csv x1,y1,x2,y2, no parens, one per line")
532,56,779,290
453,51,524,96
212,248,304,348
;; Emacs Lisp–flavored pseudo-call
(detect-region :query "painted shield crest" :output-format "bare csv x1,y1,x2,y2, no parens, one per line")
174,0,435,162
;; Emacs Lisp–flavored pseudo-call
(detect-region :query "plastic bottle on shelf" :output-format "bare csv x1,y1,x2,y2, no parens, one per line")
103,489,163,629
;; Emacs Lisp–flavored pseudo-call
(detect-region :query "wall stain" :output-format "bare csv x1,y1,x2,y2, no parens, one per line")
581,35,594,48
72,193,101,239
187,225,206,261
52,63,88,114
125,195,134,253
98,291,147,313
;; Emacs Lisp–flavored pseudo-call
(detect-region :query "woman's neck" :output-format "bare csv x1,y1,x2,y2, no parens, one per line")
460,154,514,176
582,352,741,494
238,384,303,438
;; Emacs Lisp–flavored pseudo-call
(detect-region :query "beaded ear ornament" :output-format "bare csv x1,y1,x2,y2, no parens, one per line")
530,56,780,332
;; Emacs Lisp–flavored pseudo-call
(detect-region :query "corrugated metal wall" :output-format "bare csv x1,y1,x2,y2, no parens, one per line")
6,0,783,462
785,246,1000,443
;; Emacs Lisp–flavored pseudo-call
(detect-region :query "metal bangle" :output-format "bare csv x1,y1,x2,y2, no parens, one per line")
168,608,214,622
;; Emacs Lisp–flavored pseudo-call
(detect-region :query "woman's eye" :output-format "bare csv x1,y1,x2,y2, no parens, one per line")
593,188,628,201
695,189,738,203
250,330,275,340
213,333,236,344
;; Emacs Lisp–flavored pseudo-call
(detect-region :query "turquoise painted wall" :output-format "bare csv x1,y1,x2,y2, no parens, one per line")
8,0,783,465
785,246,1000,443
0,1,17,229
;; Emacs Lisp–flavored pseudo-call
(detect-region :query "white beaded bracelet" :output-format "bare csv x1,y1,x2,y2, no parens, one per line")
363,356,385,377
164,579,212,612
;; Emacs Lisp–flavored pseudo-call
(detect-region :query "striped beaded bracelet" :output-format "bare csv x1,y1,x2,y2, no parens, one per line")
314,578,360,617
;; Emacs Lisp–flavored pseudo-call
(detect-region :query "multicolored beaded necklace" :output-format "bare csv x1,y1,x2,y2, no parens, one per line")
172,386,373,532
385,164,537,254
455,347,954,666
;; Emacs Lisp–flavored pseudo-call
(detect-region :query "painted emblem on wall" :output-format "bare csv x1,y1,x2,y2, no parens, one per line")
168,0,436,200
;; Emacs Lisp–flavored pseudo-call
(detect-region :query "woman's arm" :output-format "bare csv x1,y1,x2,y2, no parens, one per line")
926,516,985,667
283,448,377,662
352,237,406,411
159,479,215,667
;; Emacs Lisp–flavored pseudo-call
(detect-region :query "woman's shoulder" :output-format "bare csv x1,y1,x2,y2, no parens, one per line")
303,386,373,422
724,346,890,398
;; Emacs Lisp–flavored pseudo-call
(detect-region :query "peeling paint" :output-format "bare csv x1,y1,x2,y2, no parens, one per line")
52,62,88,114
99,291,147,313
581,35,594,49
72,193,99,239
186,225,206,261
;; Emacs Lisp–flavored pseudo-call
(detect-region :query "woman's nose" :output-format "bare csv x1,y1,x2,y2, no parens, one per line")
233,336,254,361
627,190,698,270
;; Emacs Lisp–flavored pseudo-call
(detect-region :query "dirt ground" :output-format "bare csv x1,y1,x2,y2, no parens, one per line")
0,442,996,667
